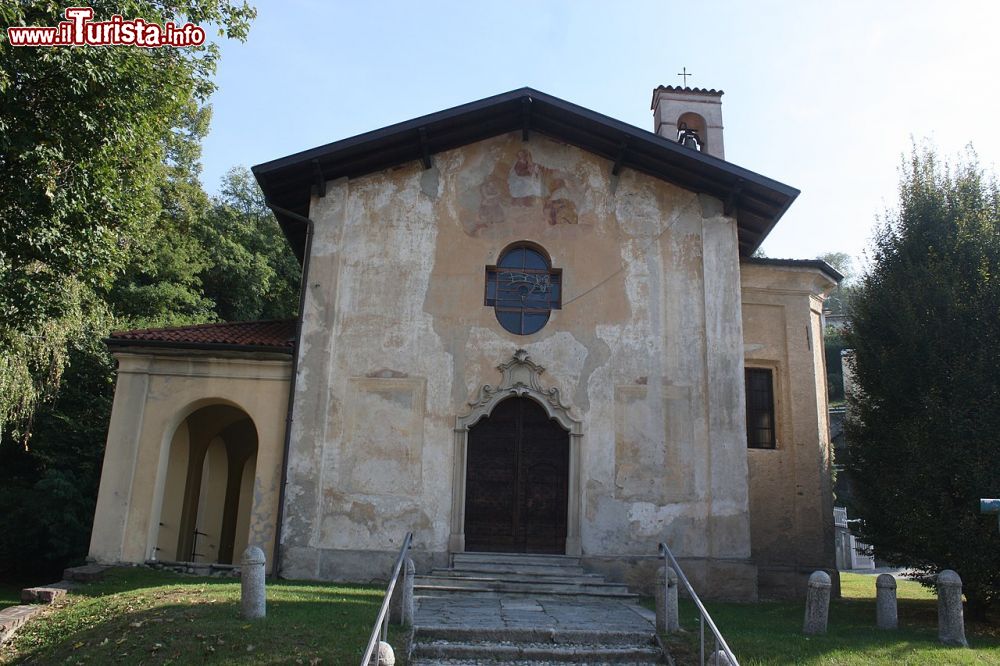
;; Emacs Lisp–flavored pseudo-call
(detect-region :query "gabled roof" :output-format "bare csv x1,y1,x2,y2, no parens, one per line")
252,87,799,260
107,320,296,354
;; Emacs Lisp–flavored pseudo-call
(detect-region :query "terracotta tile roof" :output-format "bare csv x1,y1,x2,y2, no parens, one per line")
107,319,296,352
651,86,724,110
653,85,725,95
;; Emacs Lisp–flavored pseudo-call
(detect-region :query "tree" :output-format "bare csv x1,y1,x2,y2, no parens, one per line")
0,0,256,578
845,145,1000,616
108,100,216,327
197,167,299,322
0,0,255,440
817,251,855,281
0,316,116,579
817,251,855,316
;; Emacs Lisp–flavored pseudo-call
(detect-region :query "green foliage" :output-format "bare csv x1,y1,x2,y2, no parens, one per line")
817,251,856,282
817,252,856,316
846,144,1000,616
0,0,255,437
0,0,301,582
824,326,847,404
0,310,116,579
107,99,216,327
197,167,299,321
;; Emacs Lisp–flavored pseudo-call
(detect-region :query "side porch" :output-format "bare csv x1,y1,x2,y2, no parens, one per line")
88,320,295,574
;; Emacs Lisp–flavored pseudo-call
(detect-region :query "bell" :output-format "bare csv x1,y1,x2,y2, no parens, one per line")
676,122,702,151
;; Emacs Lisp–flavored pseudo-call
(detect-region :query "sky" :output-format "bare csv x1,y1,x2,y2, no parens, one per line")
200,0,1000,266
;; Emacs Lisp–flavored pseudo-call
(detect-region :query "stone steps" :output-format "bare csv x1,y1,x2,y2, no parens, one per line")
443,562,589,576
410,553,662,665
429,568,604,583
0,606,43,646
415,575,633,597
409,661,659,666
416,626,656,646
409,628,663,665
453,552,581,567
411,641,663,664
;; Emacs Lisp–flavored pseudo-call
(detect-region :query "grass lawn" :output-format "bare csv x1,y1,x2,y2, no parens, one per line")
660,572,1000,665
0,567,408,665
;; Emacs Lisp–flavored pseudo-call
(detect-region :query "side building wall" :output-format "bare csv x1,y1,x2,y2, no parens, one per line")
740,262,839,599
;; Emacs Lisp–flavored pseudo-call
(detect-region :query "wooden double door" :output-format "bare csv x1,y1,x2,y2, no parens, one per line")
464,397,569,554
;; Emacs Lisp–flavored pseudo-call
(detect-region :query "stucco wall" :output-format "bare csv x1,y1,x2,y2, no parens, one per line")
88,351,291,573
740,262,839,599
282,132,756,597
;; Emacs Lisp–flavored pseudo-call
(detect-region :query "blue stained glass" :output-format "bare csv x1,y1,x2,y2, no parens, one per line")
522,312,550,334
498,248,525,268
522,249,547,270
488,244,560,335
497,310,521,332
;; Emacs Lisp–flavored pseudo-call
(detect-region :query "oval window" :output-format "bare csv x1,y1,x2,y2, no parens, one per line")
485,244,562,335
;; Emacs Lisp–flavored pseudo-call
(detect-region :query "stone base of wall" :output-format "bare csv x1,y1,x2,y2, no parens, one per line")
582,555,758,602
756,565,841,600
279,547,449,583
146,560,242,578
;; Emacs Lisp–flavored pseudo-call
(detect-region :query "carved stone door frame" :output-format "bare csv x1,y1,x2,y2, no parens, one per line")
450,350,583,556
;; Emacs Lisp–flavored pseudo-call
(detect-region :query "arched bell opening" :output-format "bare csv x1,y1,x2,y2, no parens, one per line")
156,404,258,564
677,111,708,152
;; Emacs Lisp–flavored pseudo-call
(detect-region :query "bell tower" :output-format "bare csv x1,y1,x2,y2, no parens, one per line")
651,85,725,160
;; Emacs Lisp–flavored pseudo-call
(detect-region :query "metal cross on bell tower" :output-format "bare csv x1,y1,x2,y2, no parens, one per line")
677,67,692,87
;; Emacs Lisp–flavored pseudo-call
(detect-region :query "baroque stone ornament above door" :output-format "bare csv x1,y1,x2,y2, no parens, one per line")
465,349,579,432
450,349,583,556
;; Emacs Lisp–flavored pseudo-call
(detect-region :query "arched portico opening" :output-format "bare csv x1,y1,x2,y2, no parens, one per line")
156,404,258,564
450,350,583,556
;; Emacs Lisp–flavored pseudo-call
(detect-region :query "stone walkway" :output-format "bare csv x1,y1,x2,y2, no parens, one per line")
414,594,656,632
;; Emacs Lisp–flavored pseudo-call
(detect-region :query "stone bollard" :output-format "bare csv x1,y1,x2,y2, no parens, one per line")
937,569,968,647
401,558,415,626
803,570,831,635
876,573,898,629
655,563,680,633
374,641,395,666
240,546,266,620
711,650,734,665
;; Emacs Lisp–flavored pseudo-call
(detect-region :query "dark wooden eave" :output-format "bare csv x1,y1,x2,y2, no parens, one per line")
252,87,799,261
741,257,844,284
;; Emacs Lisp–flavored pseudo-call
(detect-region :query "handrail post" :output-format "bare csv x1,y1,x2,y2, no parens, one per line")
361,532,413,666
659,541,739,666
700,615,704,666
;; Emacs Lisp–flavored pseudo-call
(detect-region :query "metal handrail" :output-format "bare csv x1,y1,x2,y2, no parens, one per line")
658,542,740,666
360,531,413,666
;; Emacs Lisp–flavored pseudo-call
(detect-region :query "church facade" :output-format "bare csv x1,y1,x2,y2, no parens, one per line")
88,87,840,600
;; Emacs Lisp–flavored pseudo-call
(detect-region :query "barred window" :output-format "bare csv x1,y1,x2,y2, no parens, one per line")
485,244,561,335
745,368,776,449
